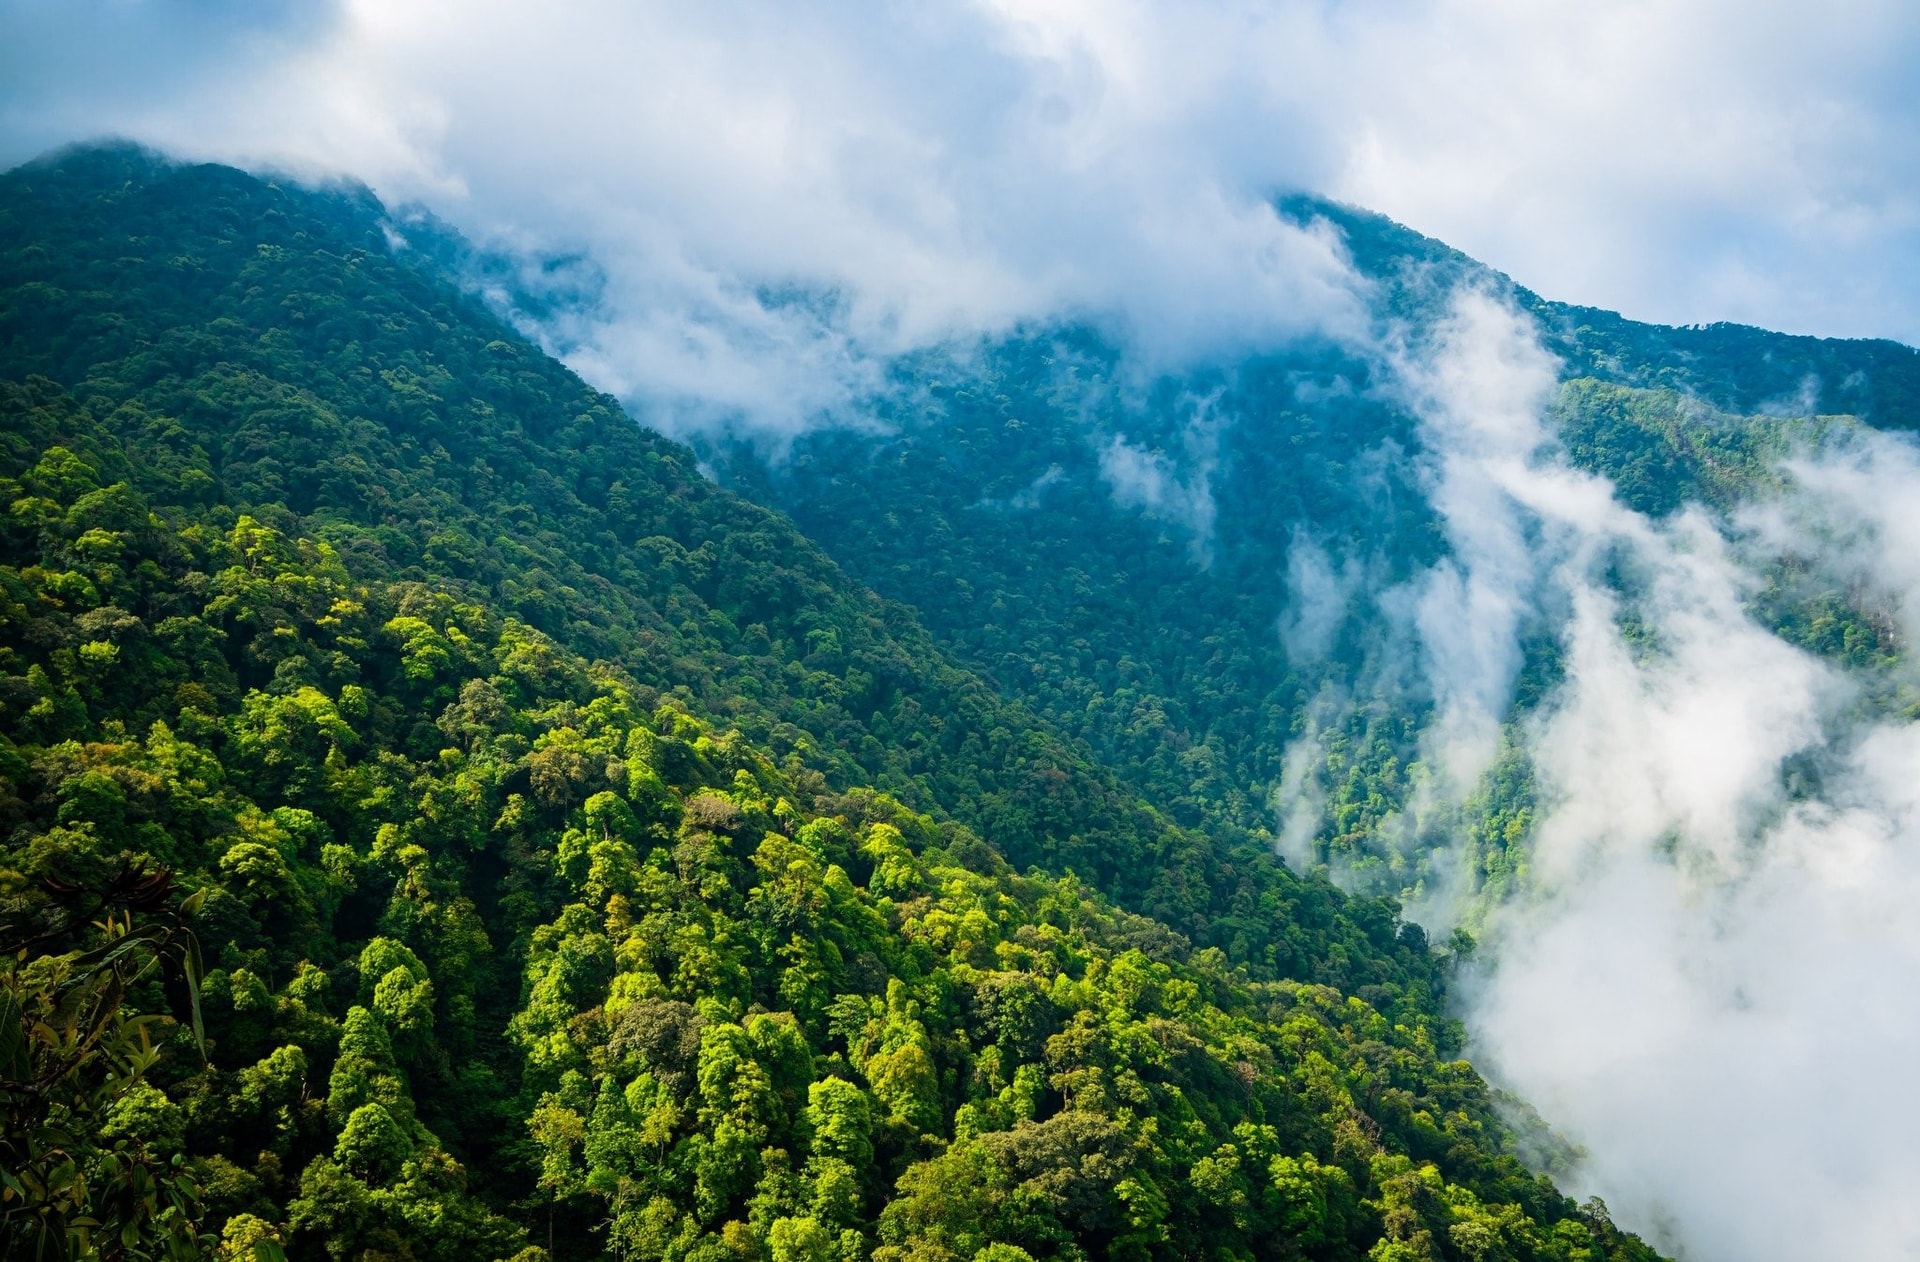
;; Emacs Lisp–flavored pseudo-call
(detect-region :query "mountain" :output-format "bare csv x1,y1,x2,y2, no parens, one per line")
0,145,1661,1261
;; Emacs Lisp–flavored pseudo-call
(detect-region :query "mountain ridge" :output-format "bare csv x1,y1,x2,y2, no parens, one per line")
0,140,1321,957
1281,193,1920,425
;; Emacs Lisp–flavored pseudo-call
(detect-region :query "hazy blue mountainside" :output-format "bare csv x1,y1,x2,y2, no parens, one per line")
703,202,1917,901
0,144,1667,1261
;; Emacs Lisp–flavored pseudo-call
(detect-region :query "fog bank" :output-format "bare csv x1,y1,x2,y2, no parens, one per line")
1405,291,1920,1260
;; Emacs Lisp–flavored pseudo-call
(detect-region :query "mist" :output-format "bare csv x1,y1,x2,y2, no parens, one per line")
1396,288,1920,1259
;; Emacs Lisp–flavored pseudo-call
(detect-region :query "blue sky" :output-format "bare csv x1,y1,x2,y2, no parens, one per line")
4,0,1918,426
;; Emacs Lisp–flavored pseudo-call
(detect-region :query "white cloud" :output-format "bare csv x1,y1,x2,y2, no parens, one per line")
1389,289,1592,792
1393,289,1920,1260
1327,0,1920,343
1747,431,1920,650
4,1,1915,442
1279,533,1358,664
1273,680,1344,870
0,0,1367,438
1094,388,1225,560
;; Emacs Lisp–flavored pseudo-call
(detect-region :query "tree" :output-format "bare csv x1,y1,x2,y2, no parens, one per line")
0,865,216,1261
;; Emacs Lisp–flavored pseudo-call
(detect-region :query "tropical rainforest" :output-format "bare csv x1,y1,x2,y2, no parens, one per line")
4,142,1911,1262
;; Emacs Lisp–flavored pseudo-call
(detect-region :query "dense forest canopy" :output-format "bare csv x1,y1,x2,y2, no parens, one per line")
0,145,1670,1260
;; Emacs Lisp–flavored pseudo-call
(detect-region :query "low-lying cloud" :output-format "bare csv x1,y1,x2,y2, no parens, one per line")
1398,289,1920,1260
3,0,1367,439
1095,390,1226,563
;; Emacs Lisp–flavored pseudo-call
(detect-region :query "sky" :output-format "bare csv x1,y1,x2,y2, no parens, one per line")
3,0,1919,436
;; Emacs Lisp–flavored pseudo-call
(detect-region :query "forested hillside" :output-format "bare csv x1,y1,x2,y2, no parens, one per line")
0,146,1661,1260
0,142,1387,968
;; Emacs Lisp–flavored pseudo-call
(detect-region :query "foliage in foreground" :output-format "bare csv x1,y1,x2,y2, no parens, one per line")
0,433,1657,1261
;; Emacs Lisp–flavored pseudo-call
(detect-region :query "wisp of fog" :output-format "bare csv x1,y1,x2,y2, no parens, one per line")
1400,288,1920,1260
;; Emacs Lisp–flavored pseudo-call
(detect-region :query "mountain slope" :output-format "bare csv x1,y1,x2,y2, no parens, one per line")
0,142,1410,975
1286,195,1920,427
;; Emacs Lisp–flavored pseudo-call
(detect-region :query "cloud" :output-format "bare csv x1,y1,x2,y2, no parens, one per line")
1391,291,1568,789
1094,388,1225,561
1747,430,1920,650
972,463,1065,513
1324,0,1920,343
1395,288,1920,1259
1279,533,1359,664
0,0,1365,439
4,1,1916,443
1273,680,1344,871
